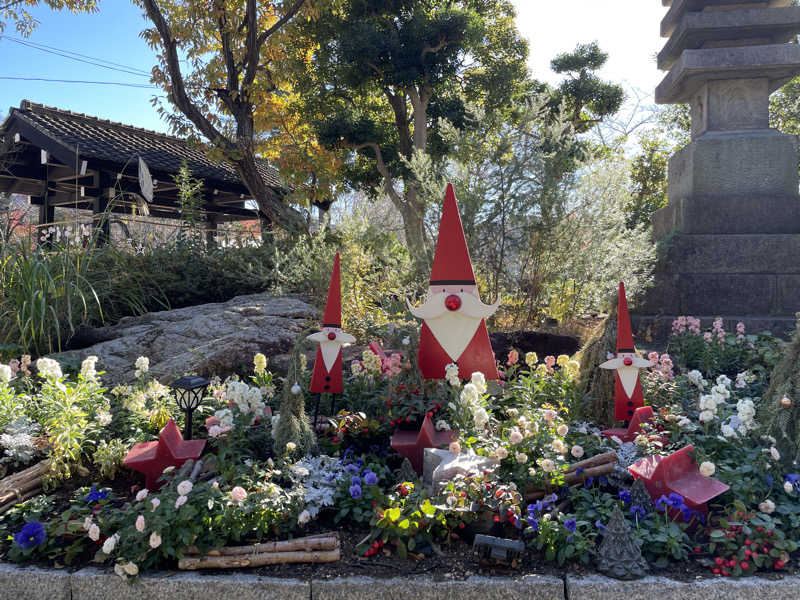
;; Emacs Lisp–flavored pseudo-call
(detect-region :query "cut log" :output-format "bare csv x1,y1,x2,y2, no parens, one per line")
563,451,617,474
0,459,51,491
185,535,339,556
0,477,44,505
0,487,42,515
525,461,617,501
178,547,340,570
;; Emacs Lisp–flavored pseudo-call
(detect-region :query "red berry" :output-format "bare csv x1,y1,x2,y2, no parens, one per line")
722,571,730,577
715,557,724,566
426,412,433,418
405,417,413,423
745,539,751,545
694,547,701,554
332,437,340,443
741,561,750,570
712,568,720,575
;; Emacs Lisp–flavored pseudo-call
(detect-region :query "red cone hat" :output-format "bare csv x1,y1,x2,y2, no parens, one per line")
616,281,635,353
429,184,475,285
322,253,341,327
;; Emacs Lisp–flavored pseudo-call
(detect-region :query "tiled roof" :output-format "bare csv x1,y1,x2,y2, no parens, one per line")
2,100,283,191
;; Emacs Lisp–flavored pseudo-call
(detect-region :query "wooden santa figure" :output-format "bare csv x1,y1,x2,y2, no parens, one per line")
408,184,500,380
308,253,355,394
600,282,654,422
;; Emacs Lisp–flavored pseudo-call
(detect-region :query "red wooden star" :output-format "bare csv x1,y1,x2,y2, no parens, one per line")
390,414,457,474
123,419,206,490
628,445,729,513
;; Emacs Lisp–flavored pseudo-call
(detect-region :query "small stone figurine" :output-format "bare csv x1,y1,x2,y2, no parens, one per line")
596,506,648,580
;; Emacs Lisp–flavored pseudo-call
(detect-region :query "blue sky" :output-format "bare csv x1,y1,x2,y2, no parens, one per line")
0,1,667,134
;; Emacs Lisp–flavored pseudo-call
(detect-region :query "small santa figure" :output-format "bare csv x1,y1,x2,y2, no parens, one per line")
308,253,355,394
600,282,653,422
408,184,500,380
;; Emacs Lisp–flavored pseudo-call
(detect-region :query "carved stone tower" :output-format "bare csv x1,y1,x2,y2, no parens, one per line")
637,0,800,336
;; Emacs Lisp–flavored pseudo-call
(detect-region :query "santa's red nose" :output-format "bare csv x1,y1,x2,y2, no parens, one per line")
445,294,462,311
327,332,337,340
623,357,633,366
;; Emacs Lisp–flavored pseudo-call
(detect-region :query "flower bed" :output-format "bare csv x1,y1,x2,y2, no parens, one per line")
1,318,799,583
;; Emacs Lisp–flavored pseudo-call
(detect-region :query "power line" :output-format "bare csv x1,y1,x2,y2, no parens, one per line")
0,76,156,88
0,35,152,77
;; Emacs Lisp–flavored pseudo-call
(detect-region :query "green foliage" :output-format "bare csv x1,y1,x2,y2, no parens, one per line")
0,240,103,356
626,132,671,229
92,439,129,480
173,162,205,244
272,332,317,458
548,42,625,133
0,0,97,35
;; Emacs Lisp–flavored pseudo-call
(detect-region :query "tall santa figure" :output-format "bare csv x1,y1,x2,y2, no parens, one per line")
408,184,500,380
599,282,653,421
308,253,355,394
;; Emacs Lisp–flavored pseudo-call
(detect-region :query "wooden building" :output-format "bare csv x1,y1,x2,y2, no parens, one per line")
0,100,288,243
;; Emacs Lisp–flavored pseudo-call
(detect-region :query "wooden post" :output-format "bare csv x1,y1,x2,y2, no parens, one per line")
206,214,217,249
36,195,54,248
93,173,113,245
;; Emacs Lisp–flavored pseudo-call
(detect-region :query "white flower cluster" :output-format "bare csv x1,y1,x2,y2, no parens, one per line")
80,356,99,382
697,375,732,422
0,364,12,383
361,350,382,375
226,381,267,423
686,370,707,389
444,362,460,387
208,408,234,438
134,356,149,378
36,357,62,380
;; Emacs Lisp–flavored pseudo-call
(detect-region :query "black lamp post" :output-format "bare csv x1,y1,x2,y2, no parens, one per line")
171,375,209,440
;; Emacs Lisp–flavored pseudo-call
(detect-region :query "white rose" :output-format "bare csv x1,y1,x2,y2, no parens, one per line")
557,424,568,436
448,441,461,454
88,523,100,541
151,498,161,510
509,430,523,444
540,458,555,473
83,516,93,531
515,452,528,463
759,499,776,514
175,495,188,509
698,410,714,423
102,534,118,554
149,532,162,549
699,462,715,477
298,510,311,525
176,480,193,496
470,371,487,394
571,445,584,458
770,447,781,461
122,562,139,576
495,447,509,459
785,481,794,494
136,489,149,502
286,442,297,452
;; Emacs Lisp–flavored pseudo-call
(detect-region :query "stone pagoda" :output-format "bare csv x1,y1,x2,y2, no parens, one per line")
637,0,800,336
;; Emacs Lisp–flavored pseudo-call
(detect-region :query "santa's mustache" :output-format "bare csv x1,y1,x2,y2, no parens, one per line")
407,292,500,321
600,356,653,369
307,331,356,344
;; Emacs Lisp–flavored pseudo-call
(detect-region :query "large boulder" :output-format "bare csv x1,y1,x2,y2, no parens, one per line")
53,294,318,385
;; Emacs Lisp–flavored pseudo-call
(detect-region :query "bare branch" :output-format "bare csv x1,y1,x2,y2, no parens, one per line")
351,141,402,205
140,0,234,154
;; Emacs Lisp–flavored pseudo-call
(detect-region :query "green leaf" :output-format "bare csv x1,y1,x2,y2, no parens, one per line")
398,519,410,530
397,539,407,559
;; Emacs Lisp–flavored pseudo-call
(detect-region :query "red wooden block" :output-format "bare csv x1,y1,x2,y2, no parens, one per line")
628,445,729,512
602,406,659,443
123,419,206,490
390,414,457,474
368,341,387,361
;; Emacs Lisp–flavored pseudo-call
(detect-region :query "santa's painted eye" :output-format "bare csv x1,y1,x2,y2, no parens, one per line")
442,289,446,293
460,289,463,292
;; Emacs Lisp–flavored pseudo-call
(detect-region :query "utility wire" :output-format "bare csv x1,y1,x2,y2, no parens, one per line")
0,76,156,88
0,35,152,77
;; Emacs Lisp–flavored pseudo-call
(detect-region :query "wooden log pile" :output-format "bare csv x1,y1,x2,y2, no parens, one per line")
0,459,50,515
525,451,618,501
178,533,340,570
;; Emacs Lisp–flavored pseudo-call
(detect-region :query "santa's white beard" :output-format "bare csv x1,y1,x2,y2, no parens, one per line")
408,292,499,361
306,331,355,371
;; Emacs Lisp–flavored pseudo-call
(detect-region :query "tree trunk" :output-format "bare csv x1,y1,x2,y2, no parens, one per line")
396,187,430,274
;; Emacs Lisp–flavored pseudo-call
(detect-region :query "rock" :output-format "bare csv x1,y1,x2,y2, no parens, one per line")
423,448,500,493
52,294,317,385
489,331,580,363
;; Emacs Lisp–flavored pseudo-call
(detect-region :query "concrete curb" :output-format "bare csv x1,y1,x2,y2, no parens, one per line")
3,562,800,600
312,574,565,599
566,574,800,600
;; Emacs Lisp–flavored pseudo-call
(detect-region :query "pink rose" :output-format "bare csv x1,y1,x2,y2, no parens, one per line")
506,350,519,366
230,486,247,503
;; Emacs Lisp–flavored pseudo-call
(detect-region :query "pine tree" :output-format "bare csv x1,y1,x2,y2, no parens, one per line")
272,329,317,457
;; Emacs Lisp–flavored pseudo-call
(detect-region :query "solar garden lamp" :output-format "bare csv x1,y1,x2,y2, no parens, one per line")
171,376,209,440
